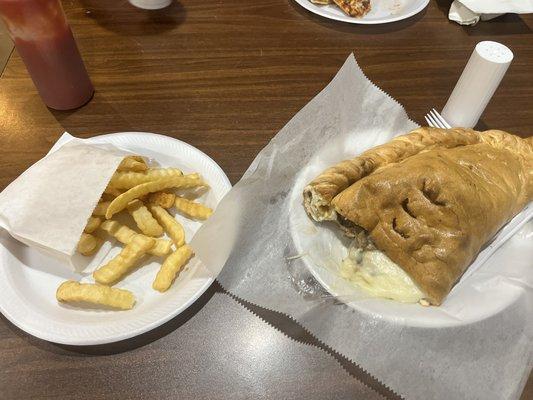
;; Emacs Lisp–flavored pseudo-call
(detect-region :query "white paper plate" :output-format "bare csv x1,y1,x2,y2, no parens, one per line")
0,132,231,345
293,0,429,24
289,162,532,328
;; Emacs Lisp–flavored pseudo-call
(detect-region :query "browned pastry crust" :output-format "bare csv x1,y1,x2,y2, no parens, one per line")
332,0,371,17
303,127,483,221
329,128,532,305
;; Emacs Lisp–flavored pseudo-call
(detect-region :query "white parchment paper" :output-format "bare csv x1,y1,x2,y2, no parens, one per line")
191,55,533,399
449,0,533,26
0,133,133,271
458,0,533,14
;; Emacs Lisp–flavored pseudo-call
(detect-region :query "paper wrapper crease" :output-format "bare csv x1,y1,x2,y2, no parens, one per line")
449,0,533,26
0,133,135,272
191,55,533,400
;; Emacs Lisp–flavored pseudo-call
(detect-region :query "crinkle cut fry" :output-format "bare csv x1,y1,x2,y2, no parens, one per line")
148,191,176,208
77,233,103,256
106,174,204,219
84,216,102,234
117,156,147,172
174,197,213,220
127,199,164,237
153,245,194,292
99,220,172,257
149,205,185,247
56,281,135,310
93,234,155,285
108,168,184,189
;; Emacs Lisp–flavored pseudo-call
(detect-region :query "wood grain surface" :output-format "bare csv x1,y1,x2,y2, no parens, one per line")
0,0,531,399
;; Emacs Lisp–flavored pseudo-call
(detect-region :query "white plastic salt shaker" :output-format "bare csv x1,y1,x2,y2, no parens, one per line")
441,41,513,128
129,0,172,9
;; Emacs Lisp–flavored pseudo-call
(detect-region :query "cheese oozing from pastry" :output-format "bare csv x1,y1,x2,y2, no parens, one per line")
340,244,425,303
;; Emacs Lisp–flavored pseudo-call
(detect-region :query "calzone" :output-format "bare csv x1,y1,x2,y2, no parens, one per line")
303,128,532,305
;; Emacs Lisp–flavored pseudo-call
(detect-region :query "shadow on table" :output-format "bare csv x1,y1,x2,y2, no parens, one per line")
462,14,532,36
79,0,186,36
49,92,135,137
433,0,453,17
288,0,426,34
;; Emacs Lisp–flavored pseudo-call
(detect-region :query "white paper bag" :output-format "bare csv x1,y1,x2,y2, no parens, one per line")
0,133,133,271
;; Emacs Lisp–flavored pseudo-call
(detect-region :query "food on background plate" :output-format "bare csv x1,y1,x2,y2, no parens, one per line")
58,156,214,311
303,127,533,305
310,0,371,18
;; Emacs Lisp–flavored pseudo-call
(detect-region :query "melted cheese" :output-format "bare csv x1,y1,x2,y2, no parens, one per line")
340,246,424,303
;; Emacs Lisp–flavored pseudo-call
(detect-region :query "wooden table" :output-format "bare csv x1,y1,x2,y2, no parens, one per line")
0,0,531,398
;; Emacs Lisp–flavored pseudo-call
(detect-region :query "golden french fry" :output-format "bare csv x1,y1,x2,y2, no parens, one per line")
127,199,164,237
99,220,172,257
129,156,146,164
100,193,115,202
106,175,204,219
108,168,184,189
117,156,148,172
148,191,176,208
153,245,194,292
174,197,213,220
84,216,102,234
93,234,155,285
93,201,111,216
77,233,103,256
56,281,135,310
103,186,123,198
149,205,185,247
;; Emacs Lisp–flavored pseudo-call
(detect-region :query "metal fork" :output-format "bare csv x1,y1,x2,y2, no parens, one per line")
425,108,452,129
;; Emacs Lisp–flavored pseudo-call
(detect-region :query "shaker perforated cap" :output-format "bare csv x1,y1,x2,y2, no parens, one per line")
476,41,514,64
128,0,172,9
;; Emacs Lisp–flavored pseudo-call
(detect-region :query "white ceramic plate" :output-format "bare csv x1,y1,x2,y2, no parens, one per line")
0,132,231,345
289,162,532,328
293,0,429,24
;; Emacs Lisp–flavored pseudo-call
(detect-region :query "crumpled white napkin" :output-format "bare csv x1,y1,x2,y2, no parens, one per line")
449,0,533,25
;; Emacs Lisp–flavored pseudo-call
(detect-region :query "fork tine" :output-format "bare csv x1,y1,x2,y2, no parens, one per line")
429,110,446,129
425,114,439,128
429,109,444,128
431,109,452,129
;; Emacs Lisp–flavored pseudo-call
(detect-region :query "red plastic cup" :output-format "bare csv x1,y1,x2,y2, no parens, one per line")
0,0,94,110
